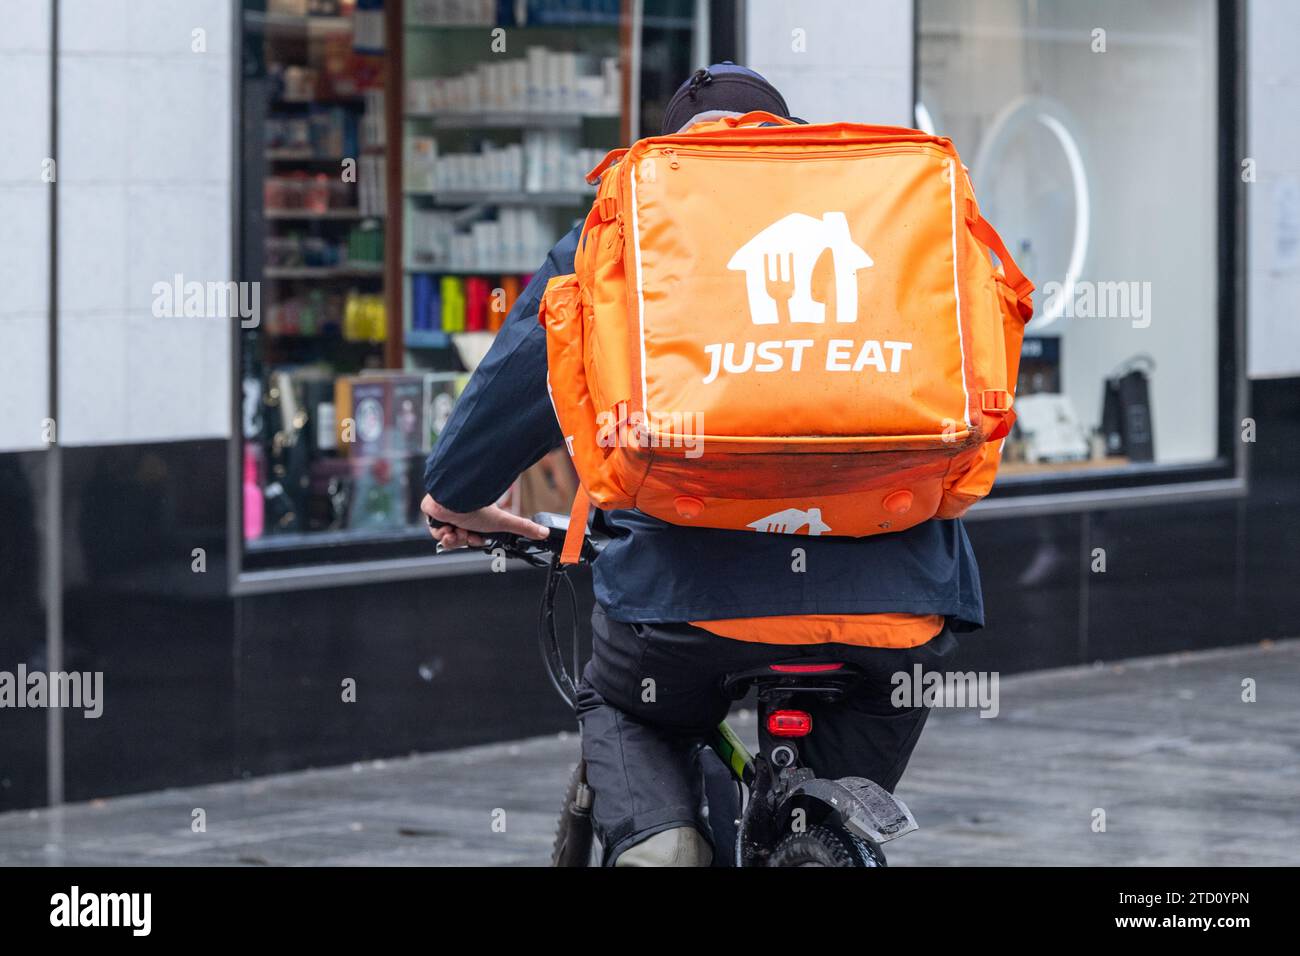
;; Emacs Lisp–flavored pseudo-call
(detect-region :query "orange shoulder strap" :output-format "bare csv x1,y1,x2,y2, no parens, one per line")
560,487,592,566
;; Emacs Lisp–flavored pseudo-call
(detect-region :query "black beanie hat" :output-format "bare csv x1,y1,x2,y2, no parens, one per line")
661,62,791,135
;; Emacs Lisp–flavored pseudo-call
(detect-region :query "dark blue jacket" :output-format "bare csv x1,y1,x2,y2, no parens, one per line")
424,225,985,629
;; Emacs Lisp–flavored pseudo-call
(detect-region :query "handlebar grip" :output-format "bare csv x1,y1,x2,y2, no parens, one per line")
421,515,553,561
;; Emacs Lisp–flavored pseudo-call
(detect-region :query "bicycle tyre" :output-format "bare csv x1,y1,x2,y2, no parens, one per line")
767,824,882,868
551,761,600,867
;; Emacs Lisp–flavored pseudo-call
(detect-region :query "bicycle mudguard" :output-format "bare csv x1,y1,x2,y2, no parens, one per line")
780,776,918,845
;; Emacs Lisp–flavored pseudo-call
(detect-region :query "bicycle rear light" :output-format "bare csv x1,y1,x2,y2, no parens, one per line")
767,710,813,738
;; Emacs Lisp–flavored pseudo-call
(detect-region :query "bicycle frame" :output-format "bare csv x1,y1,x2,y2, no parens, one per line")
711,720,756,787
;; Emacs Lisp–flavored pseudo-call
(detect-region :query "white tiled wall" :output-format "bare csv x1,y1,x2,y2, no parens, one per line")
56,0,233,446
0,0,52,452
743,0,913,126
1247,0,1300,379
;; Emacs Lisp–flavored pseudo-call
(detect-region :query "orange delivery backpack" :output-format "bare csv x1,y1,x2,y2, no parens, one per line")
539,111,1033,561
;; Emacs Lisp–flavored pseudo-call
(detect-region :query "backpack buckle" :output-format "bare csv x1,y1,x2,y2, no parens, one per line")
981,389,1011,413
981,390,1014,440
598,196,619,222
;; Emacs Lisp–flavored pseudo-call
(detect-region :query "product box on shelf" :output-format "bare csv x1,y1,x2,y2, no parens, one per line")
408,0,495,28
336,371,439,457
423,371,469,449
342,292,386,341
347,454,411,531
269,0,310,16
424,207,556,272
516,448,579,516
405,49,620,115
358,153,386,217
387,374,427,455
405,136,438,192
334,375,388,458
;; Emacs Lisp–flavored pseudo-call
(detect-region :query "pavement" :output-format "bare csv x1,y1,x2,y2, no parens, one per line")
1,639,1296,866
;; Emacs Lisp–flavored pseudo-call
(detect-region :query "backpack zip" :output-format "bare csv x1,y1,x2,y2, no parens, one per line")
656,144,946,164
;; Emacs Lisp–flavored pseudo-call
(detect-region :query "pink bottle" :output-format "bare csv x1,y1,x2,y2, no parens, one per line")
243,443,264,540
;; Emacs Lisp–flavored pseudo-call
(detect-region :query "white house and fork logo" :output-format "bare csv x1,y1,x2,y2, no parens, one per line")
700,210,911,388
726,211,873,325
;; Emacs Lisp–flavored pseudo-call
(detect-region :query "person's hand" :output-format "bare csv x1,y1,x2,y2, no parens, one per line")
420,495,550,551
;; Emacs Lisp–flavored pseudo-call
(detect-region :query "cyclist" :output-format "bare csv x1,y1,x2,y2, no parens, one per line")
422,64,979,867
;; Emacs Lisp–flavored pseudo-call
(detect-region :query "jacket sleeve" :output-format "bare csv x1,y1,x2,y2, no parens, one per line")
421,226,581,512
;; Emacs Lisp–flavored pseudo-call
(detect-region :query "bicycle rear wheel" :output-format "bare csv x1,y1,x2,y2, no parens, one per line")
767,824,886,867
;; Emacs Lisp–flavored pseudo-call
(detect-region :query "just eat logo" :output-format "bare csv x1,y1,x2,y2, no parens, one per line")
700,211,913,385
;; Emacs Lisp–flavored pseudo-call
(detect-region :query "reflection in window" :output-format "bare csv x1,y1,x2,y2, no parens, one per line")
919,0,1220,478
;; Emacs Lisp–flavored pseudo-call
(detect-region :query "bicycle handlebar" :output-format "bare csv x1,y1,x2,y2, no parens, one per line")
428,510,603,566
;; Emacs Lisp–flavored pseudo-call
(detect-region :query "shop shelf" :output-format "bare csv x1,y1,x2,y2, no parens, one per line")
404,17,636,31
245,11,353,35
264,208,380,220
265,150,352,162
404,264,531,276
263,265,385,280
272,95,369,108
404,329,453,349
403,110,618,129
403,189,592,207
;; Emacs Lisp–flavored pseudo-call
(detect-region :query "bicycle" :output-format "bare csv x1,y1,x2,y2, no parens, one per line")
434,511,919,867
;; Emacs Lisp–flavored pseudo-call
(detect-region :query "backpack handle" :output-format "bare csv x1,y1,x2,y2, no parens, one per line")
718,110,799,128
586,147,628,184
585,112,796,180
966,209,1034,322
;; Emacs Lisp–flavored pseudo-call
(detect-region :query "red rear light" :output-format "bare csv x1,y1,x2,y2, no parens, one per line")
767,710,813,738
769,663,843,674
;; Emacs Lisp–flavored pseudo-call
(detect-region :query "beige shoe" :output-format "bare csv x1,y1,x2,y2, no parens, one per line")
613,826,713,867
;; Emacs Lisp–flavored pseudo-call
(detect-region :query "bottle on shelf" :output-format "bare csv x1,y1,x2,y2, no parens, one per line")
243,443,265,541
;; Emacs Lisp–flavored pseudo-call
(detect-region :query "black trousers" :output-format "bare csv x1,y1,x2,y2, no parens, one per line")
575,607,959,862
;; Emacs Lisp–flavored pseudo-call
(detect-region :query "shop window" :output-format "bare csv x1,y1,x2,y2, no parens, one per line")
399,1,632,544
918,0,1236,493
238,0,706,571
240,0,397,556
